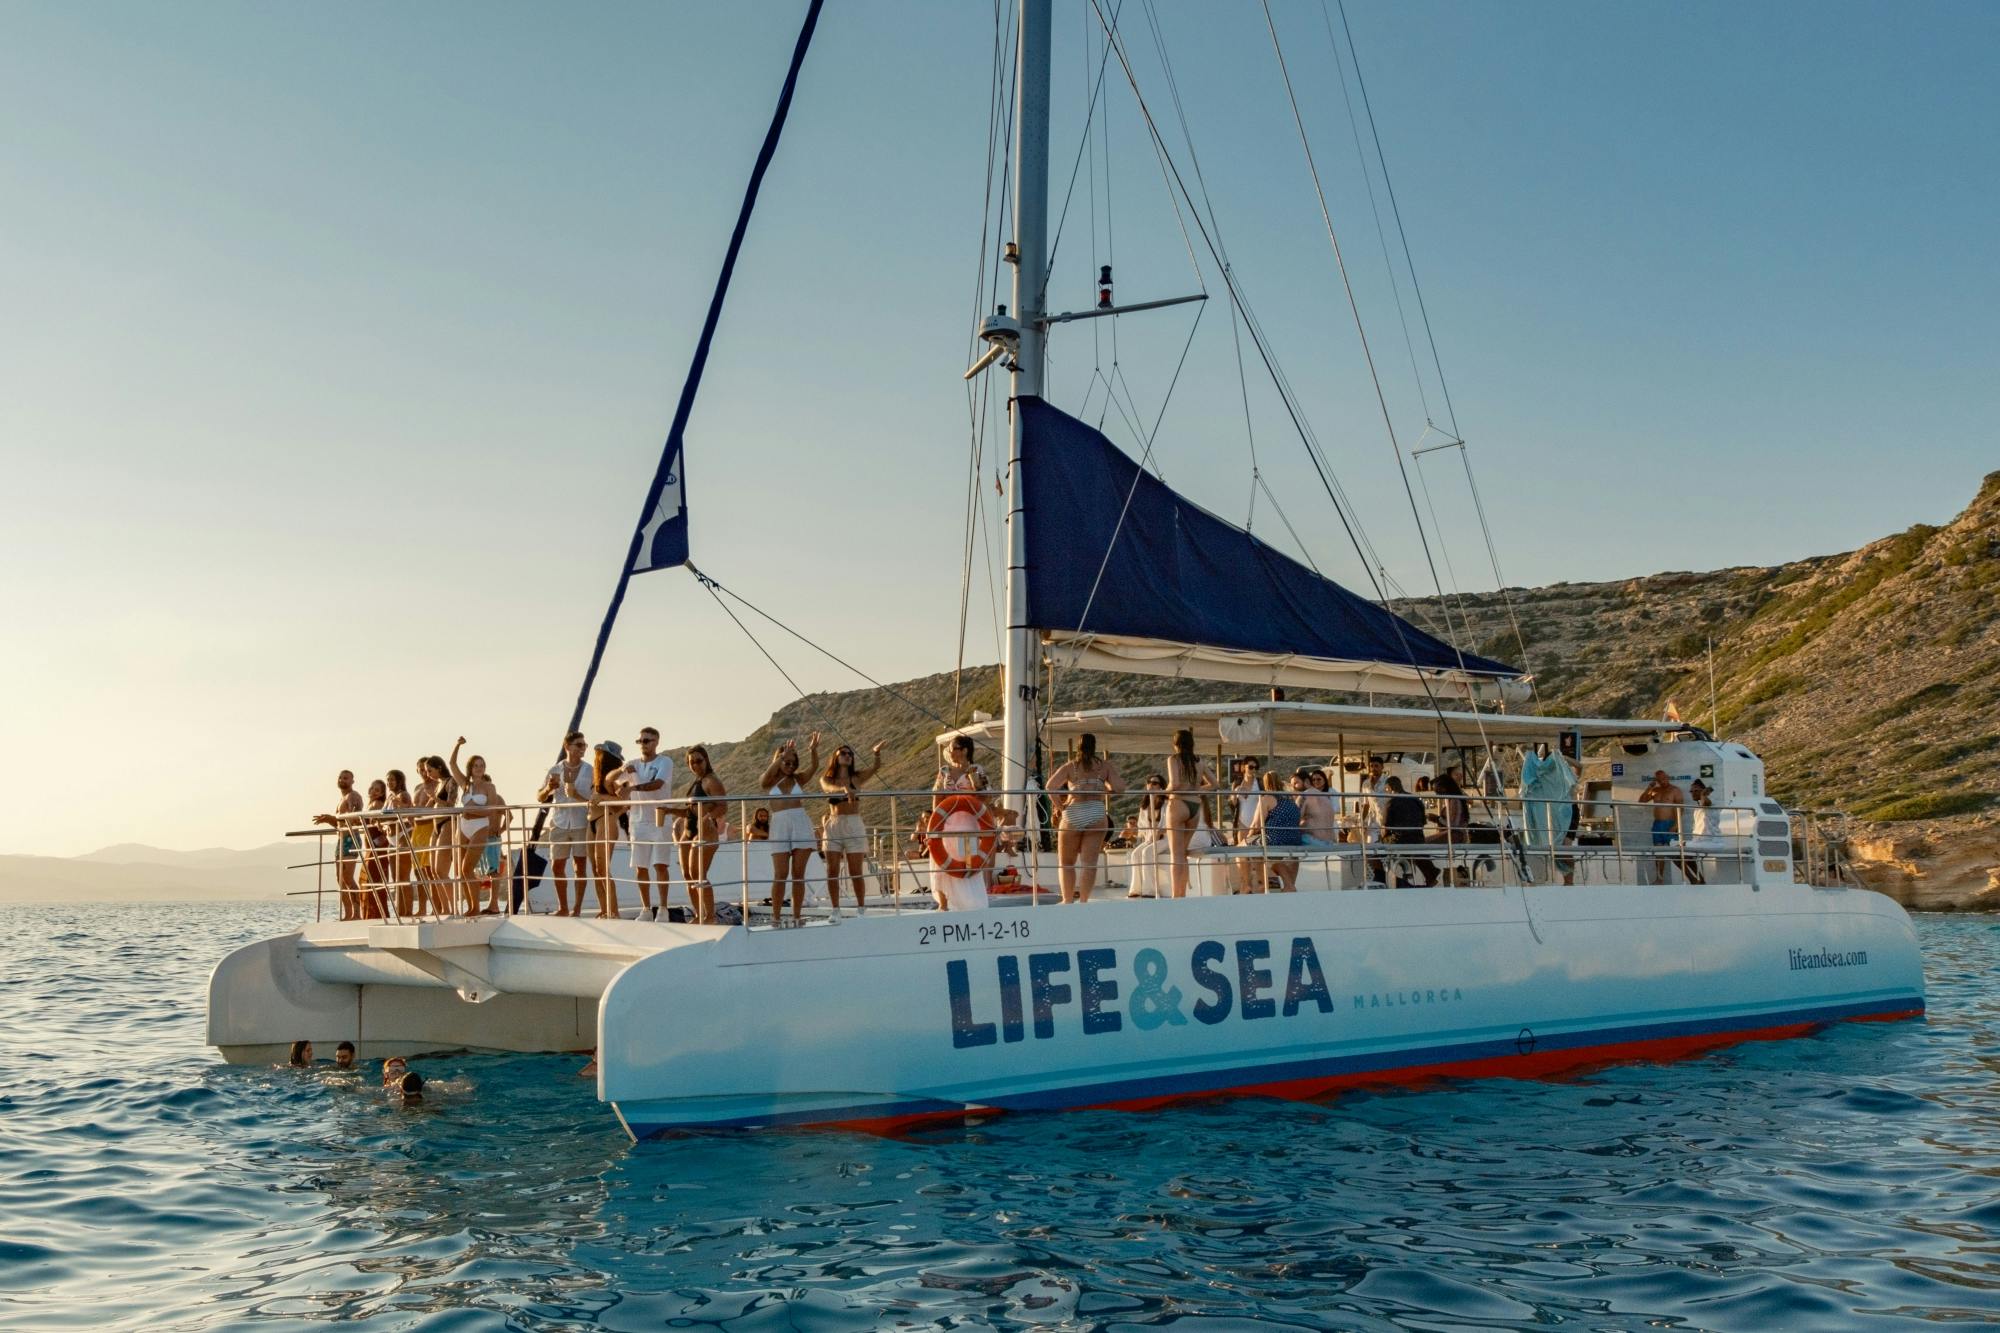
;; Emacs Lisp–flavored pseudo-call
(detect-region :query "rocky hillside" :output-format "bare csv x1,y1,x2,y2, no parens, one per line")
675,473,2000,906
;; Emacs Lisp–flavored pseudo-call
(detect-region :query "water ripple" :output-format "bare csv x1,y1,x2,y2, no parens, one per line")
1,902,1997,1329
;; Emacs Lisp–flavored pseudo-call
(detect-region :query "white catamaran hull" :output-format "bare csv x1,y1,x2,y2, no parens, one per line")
596,883,1922,1135
209,883,1922,1134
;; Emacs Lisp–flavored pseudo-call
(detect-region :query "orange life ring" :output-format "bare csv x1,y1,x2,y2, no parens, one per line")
927,794,999,876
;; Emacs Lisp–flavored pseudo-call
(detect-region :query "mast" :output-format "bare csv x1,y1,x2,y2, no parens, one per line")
1001,0,1051,810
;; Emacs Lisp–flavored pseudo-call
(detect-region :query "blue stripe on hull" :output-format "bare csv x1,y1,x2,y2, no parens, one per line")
615,993,1923,1137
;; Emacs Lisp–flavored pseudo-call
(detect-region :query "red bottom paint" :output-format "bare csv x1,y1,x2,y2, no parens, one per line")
828,1007,1925,1135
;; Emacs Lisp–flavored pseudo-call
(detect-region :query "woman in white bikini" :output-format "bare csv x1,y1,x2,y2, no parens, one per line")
448,737,507,915
759,733,820,926
674,745,727,925
1163,728,1216,899
820,740,886,915
1046,733,1124,904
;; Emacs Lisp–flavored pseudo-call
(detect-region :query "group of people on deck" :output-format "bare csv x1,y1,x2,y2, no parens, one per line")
312,728,895,927
312,720,1733,920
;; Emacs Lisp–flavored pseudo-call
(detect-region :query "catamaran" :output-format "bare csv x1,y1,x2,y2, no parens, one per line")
208,0,1924,1136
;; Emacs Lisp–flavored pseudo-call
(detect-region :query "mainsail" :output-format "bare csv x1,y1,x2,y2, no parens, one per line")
1018,398,1524,701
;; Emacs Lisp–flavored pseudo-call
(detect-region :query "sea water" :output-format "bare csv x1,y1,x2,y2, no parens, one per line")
1,901,1995,1331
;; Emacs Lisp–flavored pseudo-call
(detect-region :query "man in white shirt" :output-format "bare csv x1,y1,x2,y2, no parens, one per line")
624,727,675,921
538,730,594,917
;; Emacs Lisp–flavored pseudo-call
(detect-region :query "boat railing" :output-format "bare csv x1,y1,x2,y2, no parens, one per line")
282,787,1766,926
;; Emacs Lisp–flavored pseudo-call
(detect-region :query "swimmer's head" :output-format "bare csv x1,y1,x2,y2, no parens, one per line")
334,1041,356,1069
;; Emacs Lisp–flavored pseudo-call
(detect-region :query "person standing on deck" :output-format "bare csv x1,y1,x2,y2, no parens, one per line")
310,770,364,920
930,734,992,911
447,740,507,914
763,734,820,925
1047,733,1125,904
819,740,884,916
1640,770,1687,884
538,731,594,917
411,756,455,918
677,744,728,924
384,769,416,919
585,741,624,918
624,728,675,921
1162,729,1216,899
1519,741,1577,877
1681,778,1716,884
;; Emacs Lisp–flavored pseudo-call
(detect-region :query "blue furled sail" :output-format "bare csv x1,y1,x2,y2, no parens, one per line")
1018,398,1525,700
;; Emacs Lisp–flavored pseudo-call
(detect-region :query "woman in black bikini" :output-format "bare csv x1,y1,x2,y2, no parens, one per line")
674,745,727,924
1163,728,1215,899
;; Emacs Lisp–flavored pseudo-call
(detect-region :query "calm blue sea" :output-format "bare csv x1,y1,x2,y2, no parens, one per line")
1,901,1995,1331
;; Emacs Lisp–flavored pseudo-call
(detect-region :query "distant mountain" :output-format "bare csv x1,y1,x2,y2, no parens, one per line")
0,844,300,903
74,842,299,869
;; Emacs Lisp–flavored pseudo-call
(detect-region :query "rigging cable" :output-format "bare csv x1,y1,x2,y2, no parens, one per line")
1089,0,1496,740
1257,0,1497,744
1331,0,1541,701
690,566,851,753
690,566,1004,760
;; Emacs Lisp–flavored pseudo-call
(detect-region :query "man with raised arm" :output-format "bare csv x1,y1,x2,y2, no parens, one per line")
624,727,675,921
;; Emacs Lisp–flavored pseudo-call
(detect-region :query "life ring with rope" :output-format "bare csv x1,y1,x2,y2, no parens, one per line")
927,793,999,877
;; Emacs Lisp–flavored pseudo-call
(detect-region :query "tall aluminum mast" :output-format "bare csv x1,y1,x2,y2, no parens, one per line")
1000,0,1051,811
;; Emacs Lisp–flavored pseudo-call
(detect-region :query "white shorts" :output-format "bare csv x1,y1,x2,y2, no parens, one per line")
630,816,669,868
822,812,866,857
766,806,817,856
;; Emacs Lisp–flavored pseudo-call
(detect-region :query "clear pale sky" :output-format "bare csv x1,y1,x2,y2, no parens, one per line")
2,1,1994,857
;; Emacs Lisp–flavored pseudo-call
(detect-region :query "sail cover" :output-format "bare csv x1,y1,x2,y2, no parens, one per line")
1018,398,1523,699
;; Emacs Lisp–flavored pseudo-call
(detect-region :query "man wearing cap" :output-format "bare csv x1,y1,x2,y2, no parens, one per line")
624,728,675,921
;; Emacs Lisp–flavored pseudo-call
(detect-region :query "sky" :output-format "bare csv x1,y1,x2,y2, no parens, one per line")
1,0,1995,857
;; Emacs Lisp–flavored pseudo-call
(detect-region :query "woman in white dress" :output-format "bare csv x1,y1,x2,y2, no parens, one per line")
1129,774,1170,898
930,735,993,911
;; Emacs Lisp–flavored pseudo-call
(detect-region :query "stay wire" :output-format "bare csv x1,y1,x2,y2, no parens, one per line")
1336,0,1461,439
689,566,850,753
1318,0,1431,428
691,566,1002,761
1259,0,1497,747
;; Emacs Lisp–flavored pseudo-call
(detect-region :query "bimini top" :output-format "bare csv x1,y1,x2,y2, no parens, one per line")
946,701,1670,759
1019,399,1528,703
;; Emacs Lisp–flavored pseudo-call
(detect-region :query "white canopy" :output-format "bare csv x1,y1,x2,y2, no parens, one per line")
945,700,1668,759
1046,633,1533,705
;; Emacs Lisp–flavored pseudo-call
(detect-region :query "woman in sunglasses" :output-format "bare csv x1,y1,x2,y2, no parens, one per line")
820,739,886,914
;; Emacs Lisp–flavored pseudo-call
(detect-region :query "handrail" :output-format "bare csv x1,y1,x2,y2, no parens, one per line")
288,786,1766,927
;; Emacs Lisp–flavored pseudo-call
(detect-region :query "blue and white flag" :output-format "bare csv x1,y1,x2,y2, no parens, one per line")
632,438,688,573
